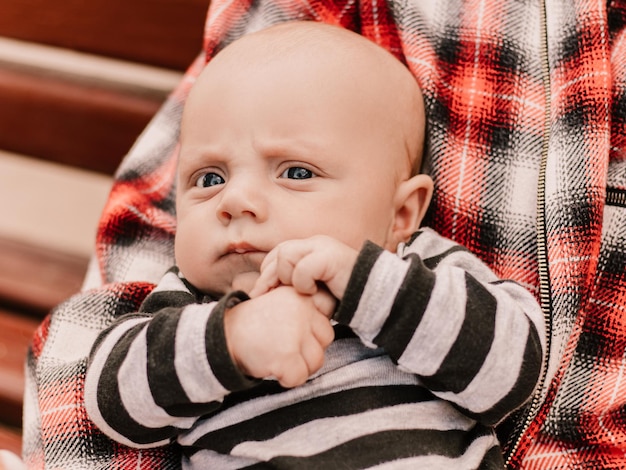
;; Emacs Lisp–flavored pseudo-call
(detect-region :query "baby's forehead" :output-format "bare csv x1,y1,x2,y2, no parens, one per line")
211,22,407,78
199,23,421,112
186,22,424,170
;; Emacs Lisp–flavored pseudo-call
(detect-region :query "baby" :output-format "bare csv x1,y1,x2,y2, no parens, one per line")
85,21,544,469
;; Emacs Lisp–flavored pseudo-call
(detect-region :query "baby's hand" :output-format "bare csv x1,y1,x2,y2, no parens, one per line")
224,286,335,388
250,235,358,301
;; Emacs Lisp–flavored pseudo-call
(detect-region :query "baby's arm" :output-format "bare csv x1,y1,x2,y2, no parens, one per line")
84,270,255,448
85,269,334,448
340,229,545,425
253,230,546,425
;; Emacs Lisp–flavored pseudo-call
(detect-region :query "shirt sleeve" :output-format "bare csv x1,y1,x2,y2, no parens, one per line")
84,268,258,448
334,228,546,425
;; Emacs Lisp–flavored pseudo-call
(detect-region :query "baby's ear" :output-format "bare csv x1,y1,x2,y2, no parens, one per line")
388,174,433,248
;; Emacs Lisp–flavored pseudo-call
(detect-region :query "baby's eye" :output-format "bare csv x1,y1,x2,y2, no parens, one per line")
281,167,316,179
195,172,225,188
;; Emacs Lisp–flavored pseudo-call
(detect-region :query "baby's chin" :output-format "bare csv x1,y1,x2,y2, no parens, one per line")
230,271,261,293
188,252,265,296
199,271,261,297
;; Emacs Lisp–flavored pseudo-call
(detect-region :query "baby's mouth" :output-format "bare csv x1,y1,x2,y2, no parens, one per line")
222,250,264,263
220,244,266,271
224,242,263,256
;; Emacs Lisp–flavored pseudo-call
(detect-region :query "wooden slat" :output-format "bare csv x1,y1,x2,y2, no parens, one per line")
0,0,208,70
0,37,183,100
0,237,88,431
0,237,88,316
0,66,162,175
0,424,22,458
0,308,40,429
0,152,113,258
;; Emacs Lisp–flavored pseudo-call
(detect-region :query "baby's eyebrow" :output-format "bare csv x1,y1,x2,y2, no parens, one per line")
178,145,227,167
256,137,326,160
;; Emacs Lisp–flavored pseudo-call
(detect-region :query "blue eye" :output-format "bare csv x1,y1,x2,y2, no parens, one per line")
281,167,316,179
195,172,225,187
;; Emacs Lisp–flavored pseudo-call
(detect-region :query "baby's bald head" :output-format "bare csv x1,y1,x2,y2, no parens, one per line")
187,21,426,178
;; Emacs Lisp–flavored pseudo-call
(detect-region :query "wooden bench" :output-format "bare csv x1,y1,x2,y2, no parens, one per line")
0,0,208,456
0,240,87,455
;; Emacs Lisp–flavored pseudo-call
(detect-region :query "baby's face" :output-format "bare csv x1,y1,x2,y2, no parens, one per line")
175,28,424,295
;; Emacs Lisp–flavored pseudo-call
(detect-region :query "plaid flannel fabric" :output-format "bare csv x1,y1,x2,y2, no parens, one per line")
22,0,626,468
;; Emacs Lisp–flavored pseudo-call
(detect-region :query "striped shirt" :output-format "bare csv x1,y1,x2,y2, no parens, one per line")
85,228,544,469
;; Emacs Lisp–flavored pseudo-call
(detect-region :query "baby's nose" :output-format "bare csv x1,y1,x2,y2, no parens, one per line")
215,178,268,224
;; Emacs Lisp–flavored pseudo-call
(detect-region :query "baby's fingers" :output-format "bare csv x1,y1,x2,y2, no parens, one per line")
249,258,279,297
301,335,328,375
274,356,311,388
276,333,329,388
311,310,335,347
310,286,336,319
290,252,331,295
255,241,313,294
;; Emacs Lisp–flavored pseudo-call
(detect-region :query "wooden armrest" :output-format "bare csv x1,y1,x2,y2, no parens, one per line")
0,0,207,70
0,308,40,429
0,40,184,175
0,424,22,459
0,236,89,446
0,237,88,315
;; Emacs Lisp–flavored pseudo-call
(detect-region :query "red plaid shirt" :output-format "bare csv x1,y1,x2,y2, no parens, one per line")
23,0,626,468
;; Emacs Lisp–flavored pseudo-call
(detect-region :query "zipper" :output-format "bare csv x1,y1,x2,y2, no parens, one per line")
606,188,626,207
504,0,553,465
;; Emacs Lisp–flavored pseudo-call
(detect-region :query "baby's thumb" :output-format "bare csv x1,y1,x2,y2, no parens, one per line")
249,269,278,297
312,286,337,319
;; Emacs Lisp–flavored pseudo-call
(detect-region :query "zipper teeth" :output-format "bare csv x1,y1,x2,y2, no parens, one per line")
606,188,626,207
504,0,553,465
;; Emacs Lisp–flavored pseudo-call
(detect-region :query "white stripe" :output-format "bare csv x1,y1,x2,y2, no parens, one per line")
175,304,230,402
151,269,187,293
398,267,467,376
84,317,162,448
437,300,530,413
451,0,487,237
119,326,196,430
179,352,420,444
370,434,500,470
185,450,257,470
187,433,499,470
231,402,475,461
351,251,410,347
